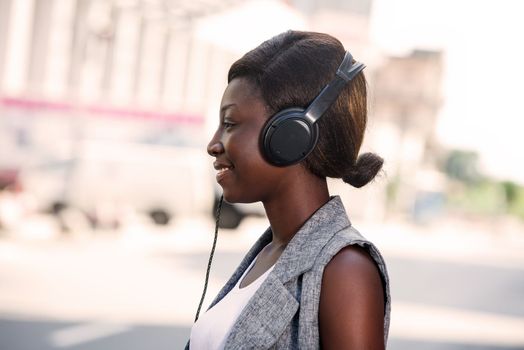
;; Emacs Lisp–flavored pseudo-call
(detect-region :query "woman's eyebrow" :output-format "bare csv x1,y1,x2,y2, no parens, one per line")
220,103,236,115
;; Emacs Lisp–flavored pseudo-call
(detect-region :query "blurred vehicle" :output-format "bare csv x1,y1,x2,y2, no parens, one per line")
18,139,264,229
212,192,265,229
19,140,213,228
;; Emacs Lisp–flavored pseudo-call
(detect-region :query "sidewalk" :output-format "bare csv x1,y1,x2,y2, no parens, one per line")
1,212,523,349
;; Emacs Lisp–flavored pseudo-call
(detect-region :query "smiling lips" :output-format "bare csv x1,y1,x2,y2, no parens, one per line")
214,161,234,182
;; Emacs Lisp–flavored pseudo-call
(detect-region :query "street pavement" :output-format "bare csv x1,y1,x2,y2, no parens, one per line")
0,212,523,350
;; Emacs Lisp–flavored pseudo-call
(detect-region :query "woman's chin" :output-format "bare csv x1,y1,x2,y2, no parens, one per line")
222,189,255,205
221,189,239,204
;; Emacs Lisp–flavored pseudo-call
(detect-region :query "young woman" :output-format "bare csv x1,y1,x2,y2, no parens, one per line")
188,30,390,349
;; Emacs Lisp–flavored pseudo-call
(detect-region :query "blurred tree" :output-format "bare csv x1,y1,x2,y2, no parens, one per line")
443,150,481,184
501,181,524,220
501,181,518,206
442,150,524,221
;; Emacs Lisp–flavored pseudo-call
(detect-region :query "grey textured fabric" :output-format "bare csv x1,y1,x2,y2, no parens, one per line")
186,196,390,349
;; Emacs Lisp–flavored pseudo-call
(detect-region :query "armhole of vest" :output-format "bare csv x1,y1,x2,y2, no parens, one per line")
320,228,390,315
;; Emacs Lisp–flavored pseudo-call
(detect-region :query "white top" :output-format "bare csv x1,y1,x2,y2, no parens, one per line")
189,258,274,350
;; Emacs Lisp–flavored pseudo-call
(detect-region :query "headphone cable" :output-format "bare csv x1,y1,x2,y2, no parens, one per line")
194,194,223,322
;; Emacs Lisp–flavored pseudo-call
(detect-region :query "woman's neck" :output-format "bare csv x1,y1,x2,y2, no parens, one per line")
262,172,330,247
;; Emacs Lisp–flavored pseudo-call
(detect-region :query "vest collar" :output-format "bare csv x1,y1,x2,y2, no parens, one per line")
267,195,351,283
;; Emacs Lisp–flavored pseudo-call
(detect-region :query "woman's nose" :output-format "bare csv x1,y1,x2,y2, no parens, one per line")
207,139,224,157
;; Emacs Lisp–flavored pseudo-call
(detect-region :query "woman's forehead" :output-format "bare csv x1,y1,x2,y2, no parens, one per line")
220,78,267,116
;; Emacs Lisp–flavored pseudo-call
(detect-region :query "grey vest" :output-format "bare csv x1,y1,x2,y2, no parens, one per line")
186,196,391,349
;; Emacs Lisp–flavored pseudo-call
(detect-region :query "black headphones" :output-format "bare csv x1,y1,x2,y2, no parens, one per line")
260,51,365,167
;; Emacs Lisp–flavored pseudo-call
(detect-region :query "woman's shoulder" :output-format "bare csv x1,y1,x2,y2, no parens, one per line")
318,224,389,300
321,244,384,293
320,225,385,294
322,224,388,272
318,243,386,348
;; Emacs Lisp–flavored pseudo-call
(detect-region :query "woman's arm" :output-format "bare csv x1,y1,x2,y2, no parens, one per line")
319,245,385,349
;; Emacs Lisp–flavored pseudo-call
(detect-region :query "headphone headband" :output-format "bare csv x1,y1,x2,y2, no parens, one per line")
304,52,366,125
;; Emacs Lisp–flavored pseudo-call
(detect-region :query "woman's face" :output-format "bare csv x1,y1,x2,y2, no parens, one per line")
207,78,289,203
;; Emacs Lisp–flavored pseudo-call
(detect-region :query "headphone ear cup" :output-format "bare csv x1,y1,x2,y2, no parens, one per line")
261,108,319,166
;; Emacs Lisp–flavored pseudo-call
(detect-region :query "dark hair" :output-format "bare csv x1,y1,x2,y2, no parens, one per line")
228,31,383,188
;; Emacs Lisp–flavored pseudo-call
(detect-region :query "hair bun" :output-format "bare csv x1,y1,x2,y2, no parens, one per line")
342,152,384,188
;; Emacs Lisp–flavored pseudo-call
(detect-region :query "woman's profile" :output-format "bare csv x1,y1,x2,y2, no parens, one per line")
187,30,390,349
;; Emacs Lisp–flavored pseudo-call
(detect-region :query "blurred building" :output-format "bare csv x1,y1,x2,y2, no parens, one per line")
371,49,445,220
0,0,250,225
0,0,244,105
0,0,446,225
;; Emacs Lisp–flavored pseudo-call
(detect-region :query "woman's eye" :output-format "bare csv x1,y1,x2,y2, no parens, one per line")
222,121,235,129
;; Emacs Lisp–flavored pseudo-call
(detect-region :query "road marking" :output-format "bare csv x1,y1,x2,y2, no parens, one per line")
391,302,524,346
49,322,131,348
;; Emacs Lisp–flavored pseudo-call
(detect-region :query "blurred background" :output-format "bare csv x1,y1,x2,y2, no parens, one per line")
0,0,523,349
